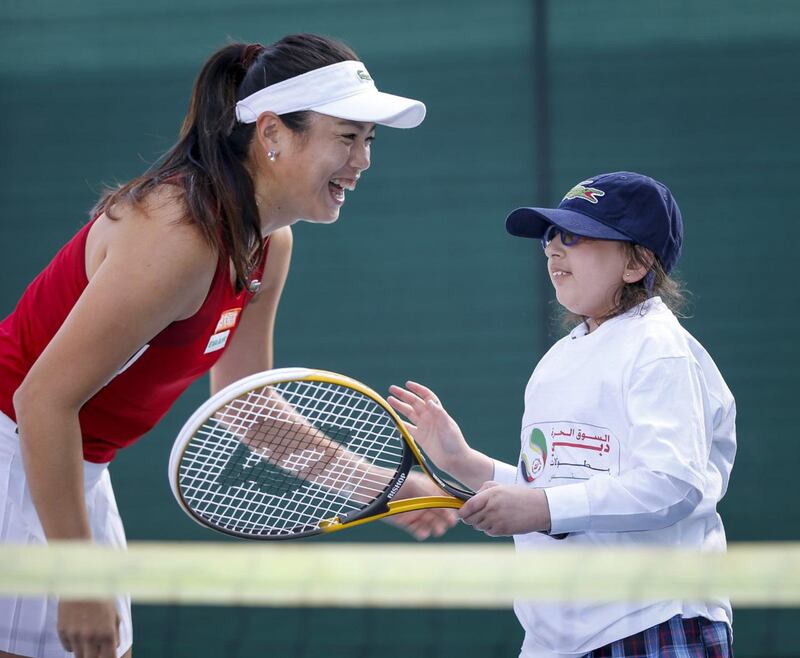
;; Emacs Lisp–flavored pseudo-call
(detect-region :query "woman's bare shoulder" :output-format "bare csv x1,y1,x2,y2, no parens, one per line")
87,186,217,279
86,186,219,319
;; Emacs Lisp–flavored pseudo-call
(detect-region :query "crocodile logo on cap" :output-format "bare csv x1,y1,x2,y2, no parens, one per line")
563,184,605,204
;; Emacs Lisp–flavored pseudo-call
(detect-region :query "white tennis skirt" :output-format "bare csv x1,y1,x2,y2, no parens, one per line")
0,411,133,658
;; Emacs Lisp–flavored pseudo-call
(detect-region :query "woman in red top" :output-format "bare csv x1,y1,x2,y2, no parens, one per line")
0,34,452,658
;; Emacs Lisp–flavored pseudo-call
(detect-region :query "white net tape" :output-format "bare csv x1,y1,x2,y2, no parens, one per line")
2,542,799,607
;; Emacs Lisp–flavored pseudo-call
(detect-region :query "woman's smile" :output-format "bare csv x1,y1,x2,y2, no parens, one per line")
327,176,358,207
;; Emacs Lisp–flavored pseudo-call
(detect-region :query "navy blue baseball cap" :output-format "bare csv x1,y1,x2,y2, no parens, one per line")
506,171,683,274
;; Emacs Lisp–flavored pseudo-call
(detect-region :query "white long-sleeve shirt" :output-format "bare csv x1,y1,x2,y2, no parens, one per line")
492,298,736,657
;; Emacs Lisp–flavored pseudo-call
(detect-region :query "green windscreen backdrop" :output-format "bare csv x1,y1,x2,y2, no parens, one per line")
2,1,798,655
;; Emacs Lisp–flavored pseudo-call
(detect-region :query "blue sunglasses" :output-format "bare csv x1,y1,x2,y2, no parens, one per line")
541,225,583,250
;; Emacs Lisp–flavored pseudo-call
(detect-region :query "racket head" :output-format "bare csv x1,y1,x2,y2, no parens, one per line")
169,368,421,540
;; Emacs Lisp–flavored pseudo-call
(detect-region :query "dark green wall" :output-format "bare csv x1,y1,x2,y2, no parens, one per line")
2,1,798,655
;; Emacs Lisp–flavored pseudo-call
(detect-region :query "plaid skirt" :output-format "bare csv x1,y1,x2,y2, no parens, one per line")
585,615,732,658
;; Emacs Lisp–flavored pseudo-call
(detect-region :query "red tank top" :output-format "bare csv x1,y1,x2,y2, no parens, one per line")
0,220,268,463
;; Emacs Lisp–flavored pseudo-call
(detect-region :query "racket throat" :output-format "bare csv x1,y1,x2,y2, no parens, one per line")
320,502,392,531
319,496,464,533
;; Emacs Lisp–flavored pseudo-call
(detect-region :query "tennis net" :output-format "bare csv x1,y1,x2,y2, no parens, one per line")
2,541,798,656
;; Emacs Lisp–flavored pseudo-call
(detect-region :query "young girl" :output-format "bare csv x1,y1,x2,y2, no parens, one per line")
0,34,455,658
388,171,736,657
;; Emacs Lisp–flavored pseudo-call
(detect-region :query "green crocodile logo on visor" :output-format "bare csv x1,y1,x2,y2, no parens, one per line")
356,70,372,82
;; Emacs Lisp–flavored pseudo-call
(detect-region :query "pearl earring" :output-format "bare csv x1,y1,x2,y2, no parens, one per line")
267,150,278,162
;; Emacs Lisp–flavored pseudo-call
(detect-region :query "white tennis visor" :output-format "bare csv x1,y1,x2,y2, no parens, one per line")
235,60,426,129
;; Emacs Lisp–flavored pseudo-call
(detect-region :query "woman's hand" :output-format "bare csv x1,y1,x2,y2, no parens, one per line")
382,470,458,540
387,381,493,491
58,599,120,658
458,481,552,537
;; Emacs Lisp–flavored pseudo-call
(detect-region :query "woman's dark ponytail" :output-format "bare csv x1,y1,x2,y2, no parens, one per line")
176,43,264,292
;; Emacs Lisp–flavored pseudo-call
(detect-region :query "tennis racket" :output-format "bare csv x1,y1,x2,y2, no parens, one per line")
169,367,474,540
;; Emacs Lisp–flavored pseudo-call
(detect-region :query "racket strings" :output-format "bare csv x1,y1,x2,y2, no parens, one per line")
178,380,406,537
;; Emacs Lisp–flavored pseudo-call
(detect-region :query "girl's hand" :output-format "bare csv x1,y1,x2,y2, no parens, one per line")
387,381,472,473
459,482,552,537
387,381,494,491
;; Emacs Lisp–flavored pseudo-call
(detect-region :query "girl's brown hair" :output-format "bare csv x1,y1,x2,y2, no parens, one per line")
93,34,358,292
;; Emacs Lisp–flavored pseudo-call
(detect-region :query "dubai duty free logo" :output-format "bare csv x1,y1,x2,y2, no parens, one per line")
520,428,548,482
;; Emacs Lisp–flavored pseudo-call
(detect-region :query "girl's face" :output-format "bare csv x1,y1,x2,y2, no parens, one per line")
543,231,632,331
256,112,374,226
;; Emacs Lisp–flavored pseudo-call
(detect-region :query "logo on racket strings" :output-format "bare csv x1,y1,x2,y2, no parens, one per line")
212,424,361,495
215,442,305,492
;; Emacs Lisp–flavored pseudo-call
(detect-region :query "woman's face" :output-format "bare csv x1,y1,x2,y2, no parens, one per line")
260,112,374,225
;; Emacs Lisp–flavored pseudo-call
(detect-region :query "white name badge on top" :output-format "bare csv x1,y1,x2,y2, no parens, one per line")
204,330,231,354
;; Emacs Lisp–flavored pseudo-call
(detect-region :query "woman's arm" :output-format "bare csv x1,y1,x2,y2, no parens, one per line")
15,199,215,537
13,194,217,654
210,225,292,394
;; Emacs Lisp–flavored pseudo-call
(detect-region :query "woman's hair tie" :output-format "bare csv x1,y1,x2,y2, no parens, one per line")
241,43,265,69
